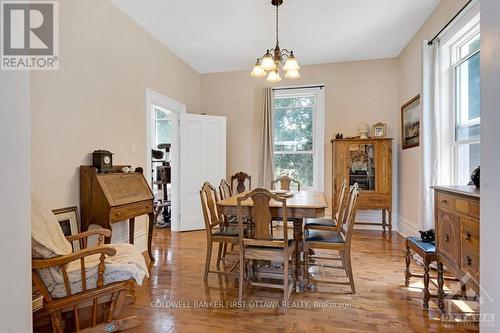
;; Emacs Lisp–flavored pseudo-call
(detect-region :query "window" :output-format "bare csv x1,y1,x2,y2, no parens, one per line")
441,6,480,185
273,87,324,190
154,106,173,146
453,32,480,184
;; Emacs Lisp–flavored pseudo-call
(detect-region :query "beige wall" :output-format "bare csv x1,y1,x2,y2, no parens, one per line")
201,59,399,219
31,0,201,246
397,0,468,234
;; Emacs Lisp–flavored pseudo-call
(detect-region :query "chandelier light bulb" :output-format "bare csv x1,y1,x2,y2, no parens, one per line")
261,51,276,71
266,70,281,83
285,69,300,79
251,61,266,78
283,54,300,72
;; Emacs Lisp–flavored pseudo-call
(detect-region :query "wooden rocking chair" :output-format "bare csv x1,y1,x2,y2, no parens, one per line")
32,229,140,332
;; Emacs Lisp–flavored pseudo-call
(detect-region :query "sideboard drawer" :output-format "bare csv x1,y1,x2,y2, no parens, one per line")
461,218,480,278
436,208,461,267
436,191,479,218
111,201,153,223
436,192,455,211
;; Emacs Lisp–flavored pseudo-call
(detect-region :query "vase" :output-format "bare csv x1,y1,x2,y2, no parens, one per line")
471,166,480,188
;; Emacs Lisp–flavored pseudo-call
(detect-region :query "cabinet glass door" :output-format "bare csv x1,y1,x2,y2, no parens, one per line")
348,143,375,191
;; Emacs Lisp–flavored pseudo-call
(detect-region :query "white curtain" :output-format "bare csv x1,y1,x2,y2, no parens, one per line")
418,40,441,231
258,88,275,187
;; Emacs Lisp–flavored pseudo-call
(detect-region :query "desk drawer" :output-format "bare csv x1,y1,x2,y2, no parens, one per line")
111,201,152,222
461,218,480,278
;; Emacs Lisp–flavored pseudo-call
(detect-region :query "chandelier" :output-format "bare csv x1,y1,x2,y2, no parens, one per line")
250,0,300,82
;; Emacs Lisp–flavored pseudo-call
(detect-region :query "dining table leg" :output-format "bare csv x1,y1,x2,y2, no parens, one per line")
293,218,304,291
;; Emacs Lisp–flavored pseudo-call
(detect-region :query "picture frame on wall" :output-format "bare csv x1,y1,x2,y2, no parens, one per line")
372,122,387,138
52,206,81,251
401,94,421,149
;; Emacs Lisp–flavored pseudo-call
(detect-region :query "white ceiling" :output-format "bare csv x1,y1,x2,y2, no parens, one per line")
111,0,440,74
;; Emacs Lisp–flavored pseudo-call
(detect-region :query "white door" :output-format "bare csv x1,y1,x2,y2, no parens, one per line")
178,114,226,231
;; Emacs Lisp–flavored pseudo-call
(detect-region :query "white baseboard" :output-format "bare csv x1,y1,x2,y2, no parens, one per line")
113,230,148,253
353,210,399,231
397,216,419,238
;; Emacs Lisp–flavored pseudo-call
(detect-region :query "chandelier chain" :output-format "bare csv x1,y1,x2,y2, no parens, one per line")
276,3,279,47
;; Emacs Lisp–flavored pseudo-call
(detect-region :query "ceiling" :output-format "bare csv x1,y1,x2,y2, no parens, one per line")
111,0,440,74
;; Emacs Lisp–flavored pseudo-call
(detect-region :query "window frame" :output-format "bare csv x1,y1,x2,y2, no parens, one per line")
439,2,480,184
272,86,325,191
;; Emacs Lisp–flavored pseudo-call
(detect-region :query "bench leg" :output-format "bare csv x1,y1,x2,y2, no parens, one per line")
423,260,430,309
404,243,411,287
437,262,446,312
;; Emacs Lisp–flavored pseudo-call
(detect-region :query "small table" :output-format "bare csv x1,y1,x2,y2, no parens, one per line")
217,191,328,289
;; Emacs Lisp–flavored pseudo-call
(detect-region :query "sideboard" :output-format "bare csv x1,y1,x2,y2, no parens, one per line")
433,185,480,312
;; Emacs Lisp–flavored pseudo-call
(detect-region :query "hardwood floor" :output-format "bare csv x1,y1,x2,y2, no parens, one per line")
118,229,479,333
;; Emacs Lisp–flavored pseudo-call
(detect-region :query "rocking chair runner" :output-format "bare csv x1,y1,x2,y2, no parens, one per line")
31,197,148,332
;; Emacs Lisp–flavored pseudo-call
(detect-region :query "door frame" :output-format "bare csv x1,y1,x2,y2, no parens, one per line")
145,88,186,232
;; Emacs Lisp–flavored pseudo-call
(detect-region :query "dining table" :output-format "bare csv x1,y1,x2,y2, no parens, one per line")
217,190,328,291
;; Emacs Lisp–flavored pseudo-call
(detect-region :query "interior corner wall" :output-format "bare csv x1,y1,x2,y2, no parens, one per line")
396,0,469,236
480,0,500,328
30,0,201,248
0,71,32,331
200,59,400,227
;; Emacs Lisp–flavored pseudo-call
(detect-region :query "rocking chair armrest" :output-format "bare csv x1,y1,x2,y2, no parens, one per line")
65,229,112,242
32,245,117,269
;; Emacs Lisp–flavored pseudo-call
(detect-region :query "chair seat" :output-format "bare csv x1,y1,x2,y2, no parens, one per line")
407,236,435,253
305,230,345,243
305,218,337,227
212,226,239,237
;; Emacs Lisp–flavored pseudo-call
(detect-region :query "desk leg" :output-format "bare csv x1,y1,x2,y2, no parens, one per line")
147,212,155,262
293,218,304,291
382,209,387,233
128,218,135,245
387,208,392,236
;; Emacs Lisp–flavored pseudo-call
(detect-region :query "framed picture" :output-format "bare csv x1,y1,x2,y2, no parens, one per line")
372,122,387,138
52,206,81,251
401,95,421,149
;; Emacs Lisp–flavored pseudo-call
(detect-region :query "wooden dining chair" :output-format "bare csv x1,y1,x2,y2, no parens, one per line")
305,179,348,232
200,182,239,281
271,175,301,191
218,179,235,225
303,183,360,294
237,188,296,305
231,171,252,194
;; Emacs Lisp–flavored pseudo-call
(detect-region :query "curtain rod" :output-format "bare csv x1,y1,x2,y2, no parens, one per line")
428,0,473,45
272,85,324,91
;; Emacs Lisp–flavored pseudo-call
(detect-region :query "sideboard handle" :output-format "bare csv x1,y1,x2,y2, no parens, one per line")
445,234,449,242
441,200,448,205
466,232,472,241
466,256,472,266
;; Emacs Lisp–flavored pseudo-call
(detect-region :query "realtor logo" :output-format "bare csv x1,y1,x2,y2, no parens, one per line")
1,1,58,70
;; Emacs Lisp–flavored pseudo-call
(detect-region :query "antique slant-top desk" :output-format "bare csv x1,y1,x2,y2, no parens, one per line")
80,166,154,261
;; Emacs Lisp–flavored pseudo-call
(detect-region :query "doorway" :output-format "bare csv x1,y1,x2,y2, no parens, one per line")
145,88,185,232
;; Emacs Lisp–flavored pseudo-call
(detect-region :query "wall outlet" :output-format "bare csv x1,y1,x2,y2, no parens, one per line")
131,143,136,153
